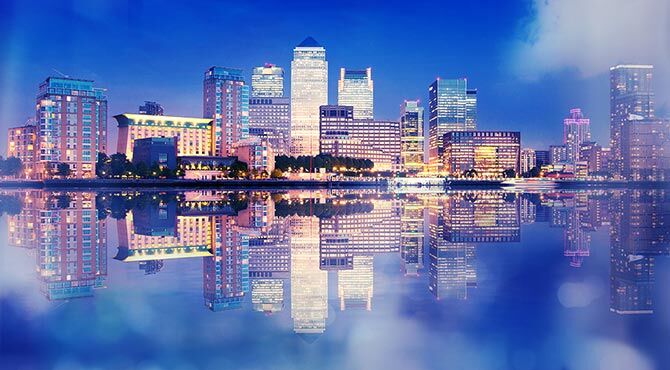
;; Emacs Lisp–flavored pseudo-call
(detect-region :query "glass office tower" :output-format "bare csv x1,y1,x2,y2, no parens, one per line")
609,64,654,177
338,68,374,119
428,78,477,170
400,100,425,172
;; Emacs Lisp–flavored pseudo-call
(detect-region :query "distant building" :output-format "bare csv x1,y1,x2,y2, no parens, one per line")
535,150,550,167
520,148,536,174
34,77,107,179
132,137,177,170
610,65,654,177
291,37,328,156
115,113,212,161
203,66,250,157
319,105,401,171
139,101,164,116
249,97,290,156
442,131,520,177
251,64,284,98
621,118,670,180
235,138,275,174
338,68,374,119
428,78,477,169
563,108,591,163
7,123,37,178
579,141,609,175
550,145,568,164
399,100,425,172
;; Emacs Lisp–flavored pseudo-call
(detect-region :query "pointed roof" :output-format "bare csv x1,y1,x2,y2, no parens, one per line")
297,36,321,48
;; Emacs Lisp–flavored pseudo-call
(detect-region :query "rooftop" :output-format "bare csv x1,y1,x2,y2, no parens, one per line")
296,36,322,48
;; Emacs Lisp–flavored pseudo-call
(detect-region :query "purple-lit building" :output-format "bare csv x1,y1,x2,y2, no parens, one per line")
563,108,591,163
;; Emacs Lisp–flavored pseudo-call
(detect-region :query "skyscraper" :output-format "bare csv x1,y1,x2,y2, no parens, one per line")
35,77,107,179
249,64,290,155
139,101,164,116
338,68,373,119
400,100,425,172
203,67,250,157
290,37,328,156
609,65,654,176
252,64,284,98
563,108,591,163
428,78,477,170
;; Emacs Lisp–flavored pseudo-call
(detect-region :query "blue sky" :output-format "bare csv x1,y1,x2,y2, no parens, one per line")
0,0,668,153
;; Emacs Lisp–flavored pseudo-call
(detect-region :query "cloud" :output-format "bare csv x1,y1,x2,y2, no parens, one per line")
513,0,670,80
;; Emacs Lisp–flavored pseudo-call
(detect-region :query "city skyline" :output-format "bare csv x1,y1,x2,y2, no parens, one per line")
1,1,668,156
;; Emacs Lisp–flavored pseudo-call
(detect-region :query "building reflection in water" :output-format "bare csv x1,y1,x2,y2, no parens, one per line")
3,188,670,333
8,191,107,300
609,190,669,315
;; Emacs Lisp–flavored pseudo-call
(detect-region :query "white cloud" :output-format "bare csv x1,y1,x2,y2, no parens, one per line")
513,0,670,79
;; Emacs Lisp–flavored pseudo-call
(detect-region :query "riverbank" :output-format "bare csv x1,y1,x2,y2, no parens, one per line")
0,178,388,190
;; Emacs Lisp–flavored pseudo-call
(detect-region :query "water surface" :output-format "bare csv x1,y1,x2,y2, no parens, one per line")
1,189,669,370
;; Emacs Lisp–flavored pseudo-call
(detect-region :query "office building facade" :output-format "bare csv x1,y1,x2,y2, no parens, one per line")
249,97,290,156
399,100,425,172
203,67,250,157
442,131,520,177
621,118,670,180
290,37,328,156
610,65,654,176
251,64,284,98
338,68,373,119
319,105,401,171
428,78,477,170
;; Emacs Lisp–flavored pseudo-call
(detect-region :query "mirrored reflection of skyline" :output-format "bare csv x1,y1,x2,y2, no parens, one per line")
3,188,670,336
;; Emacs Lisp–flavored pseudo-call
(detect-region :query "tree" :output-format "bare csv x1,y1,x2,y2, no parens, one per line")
502,168,516,178
463,169,478,178
270,169,284,179
1,157,23,177
109,153,129,177
229,161,248,178
56,163,71,177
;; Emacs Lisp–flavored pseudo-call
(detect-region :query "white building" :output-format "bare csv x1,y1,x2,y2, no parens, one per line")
290,37,328,156
338,68,374,119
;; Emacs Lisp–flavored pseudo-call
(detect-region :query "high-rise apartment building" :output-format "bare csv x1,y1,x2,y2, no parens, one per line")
338,68,373,119
442,131,520,177
252,64,284,98
563,108,591,163
34,77,107,179
400,100,424,172
319,105,401,171
139,101,164,116
428,78,477,170
7,123,37,178
610,65,654,176
203,67,249,157
290,37,328,156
